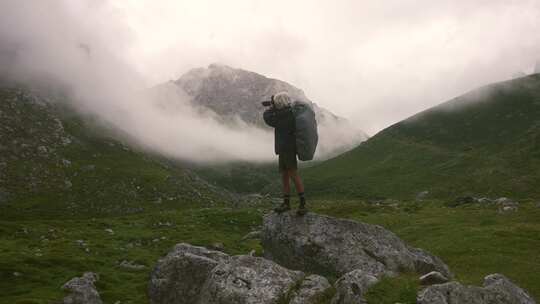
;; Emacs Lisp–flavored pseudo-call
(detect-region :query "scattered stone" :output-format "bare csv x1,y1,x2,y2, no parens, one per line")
104,229,114,235
62,272,102,304
476,197,493,204
417,273,536,304
495,198,519,213
262,212,452,279
13,272,22,277
62,159,72,167
119,260,146,270
416,191,430,201
241,230,261,241
198,255,304,304
61,137,72,145
494,197,516,205
498,205,518,213
331,269,379,304
419,271,449,285
289,274,332,304
148,243,230,304
64,180,73,189
37,146,48,154
154,221,172,227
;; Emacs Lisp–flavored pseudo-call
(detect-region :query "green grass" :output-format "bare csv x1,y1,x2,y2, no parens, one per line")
313,199,540,303
1,199,539,303
304,74,540,200
0,205,267,304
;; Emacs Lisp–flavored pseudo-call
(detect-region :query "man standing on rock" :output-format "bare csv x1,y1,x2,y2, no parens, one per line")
263,92,307,215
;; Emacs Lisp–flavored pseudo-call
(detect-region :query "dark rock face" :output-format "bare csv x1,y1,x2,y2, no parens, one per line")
198,255,304,304
261,212,452,279
62,272,102,304
417,273,536,304
148,243,230,304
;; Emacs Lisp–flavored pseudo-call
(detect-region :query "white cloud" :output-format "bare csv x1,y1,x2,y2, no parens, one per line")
111,0,540,134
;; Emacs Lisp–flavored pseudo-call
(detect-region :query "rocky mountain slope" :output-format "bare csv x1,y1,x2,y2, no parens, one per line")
0,84,233,219
304,73,540,200
157,63,369,158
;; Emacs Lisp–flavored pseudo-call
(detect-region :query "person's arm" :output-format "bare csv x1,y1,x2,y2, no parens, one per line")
263,108,277,127
264,108,293,128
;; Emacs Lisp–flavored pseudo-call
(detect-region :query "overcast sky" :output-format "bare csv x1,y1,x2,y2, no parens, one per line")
2,0,540,138
101,0,540,134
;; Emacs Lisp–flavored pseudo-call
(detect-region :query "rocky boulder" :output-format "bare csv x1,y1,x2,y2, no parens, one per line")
261,212,452,279
149,243,333,304
148,243,230,304
198,255,304,304
62,272,102,304
417,273,536,304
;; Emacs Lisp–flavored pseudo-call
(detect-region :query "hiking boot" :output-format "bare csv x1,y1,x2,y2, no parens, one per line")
296,194,307,216
274,202,291,213
274,195,291,213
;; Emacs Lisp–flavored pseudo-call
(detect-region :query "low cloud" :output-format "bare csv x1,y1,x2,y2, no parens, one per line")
0,1,275,163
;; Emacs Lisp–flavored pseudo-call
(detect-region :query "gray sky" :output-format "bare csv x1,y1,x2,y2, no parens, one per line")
1,1,540,162
109,0,540,134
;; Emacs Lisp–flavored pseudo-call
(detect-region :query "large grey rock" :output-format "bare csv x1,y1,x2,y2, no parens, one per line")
417,273,536,304
262,212,452,279
62,272,102,304
198,255,304,304
148,243,230,304
330,269,379,304
289,274,332,304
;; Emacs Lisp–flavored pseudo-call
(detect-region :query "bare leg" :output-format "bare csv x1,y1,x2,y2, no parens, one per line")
289,169,304,194
275,170,292,213
281,170,291,195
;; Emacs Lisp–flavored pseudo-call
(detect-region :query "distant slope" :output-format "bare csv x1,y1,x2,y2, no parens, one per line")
0,85,232,219
304,74,540,200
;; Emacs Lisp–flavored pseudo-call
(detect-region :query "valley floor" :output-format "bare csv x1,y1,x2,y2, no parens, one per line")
1,200,539,304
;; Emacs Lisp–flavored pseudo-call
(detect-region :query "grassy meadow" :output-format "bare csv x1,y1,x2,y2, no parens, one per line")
1,199,539,303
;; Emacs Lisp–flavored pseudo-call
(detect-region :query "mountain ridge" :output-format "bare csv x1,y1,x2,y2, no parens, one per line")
304,73,540,199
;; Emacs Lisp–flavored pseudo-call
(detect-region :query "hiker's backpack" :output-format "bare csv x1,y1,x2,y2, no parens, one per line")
292,101,318,161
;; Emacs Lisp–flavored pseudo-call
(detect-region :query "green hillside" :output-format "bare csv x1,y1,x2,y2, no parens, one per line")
0,85,232,220
304,74,540,200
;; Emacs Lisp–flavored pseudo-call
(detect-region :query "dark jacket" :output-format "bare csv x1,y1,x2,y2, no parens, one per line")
263,107,296,155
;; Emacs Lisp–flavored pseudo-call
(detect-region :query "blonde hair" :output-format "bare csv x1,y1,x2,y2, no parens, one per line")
273,92,292,109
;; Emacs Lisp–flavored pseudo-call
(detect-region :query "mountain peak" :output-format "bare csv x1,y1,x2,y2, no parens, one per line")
167,64,369,158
